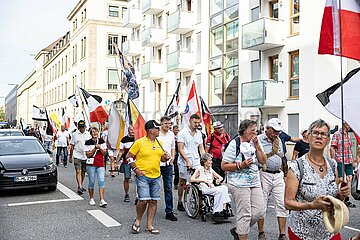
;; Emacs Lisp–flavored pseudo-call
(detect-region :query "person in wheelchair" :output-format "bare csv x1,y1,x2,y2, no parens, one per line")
190,153,231,219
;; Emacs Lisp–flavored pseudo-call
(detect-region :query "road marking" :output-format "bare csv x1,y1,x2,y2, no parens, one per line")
8,182,83,207
345,226,360,232
87,210,121,227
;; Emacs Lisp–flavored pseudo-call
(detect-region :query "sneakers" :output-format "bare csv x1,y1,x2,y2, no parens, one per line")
345,200,356,208
89,198,96,206
258,232,267,240
77,188,83,195
99,199,107,208
81,187,86,192
165,212,178,221
177,202,185,212
230,228,239,240
278,234,288,240
124,194,130,202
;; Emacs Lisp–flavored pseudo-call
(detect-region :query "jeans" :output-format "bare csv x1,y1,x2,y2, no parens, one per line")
173,156,179,186
56,147,68,166
136,175,161,201
160,165,174,213
86,166,105,189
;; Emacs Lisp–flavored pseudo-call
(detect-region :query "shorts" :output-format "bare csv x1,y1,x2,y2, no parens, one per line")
178,161,196,181
337,163,354,177
74,158,87,171
136,175,161,201
119,163,131,179
108,149,119,157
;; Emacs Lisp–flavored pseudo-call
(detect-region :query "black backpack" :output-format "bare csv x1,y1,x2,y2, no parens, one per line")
208,133,231,153
224,135,241,158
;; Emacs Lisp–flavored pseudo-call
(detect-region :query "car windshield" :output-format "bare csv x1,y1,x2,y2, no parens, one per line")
0,139,46,156
11,131,24,136
0,132,11,137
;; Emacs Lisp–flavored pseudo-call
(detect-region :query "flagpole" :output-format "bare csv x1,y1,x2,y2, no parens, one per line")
338,0,345,183
75,86,91,127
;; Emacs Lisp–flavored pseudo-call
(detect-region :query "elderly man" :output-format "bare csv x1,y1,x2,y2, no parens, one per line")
257,118,288,240
126,120,170,234
177,114,205,211
55,125,70,167
205,121,231,179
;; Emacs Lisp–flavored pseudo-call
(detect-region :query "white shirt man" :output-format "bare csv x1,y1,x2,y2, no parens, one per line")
56,129,70,147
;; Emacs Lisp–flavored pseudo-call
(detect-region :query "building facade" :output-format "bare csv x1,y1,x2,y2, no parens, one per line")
17,70,37,125
5,85,18,126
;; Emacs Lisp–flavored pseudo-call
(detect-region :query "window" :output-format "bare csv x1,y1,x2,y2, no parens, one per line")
288,114,299,137
196,32,201,63
251,59,260,80
73,19,78,31
81,36,86,58
251,6,260,21
270,0,279,19
157,83,161,111
108,35,118,55
61,58,64,75
108,69,118,90
210,26,223,58
121,7,127,19
72,44,77,64
210,0,223,15
185,36,191,53
65,82,67,99
65,55,68,71
269,55,279,81
121,36,127,52
225,20,238,52
58,61,60,77
109,5,119,17
290,0,300,34
197,0,201,23
142,87,146,111
289,50,299,98
55,64,57,78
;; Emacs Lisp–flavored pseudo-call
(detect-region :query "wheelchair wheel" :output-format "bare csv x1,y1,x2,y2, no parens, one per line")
184,184,200,218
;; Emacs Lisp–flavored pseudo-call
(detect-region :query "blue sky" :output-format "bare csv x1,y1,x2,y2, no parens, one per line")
0,0,76,105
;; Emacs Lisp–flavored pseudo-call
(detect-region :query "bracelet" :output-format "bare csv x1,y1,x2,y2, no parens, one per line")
132,167,138,172
236,162,241,170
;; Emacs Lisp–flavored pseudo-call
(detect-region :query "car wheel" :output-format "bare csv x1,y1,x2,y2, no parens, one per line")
48,185,57,191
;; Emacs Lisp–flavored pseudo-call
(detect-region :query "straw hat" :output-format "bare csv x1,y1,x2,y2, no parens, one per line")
322,195,349,233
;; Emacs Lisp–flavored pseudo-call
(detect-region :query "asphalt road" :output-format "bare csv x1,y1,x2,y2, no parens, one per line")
1,163,360,240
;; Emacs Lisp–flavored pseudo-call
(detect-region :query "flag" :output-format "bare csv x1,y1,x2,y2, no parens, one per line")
32,105,47,121
184,81,202,123
61,108,71,129
113,43,139,100
316,67,360,134
68,94,79,107
318,0,360,60
200,96,212,137
50,112,61,131
128,99,146,139
108,104,126,150
45,110,55,135
79,88,109,124
165,81,181,118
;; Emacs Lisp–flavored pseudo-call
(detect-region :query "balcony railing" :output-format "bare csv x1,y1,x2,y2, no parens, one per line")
168,10,194,34
167,51,194,72
123,8,141,28
142,0,165,15
241,80,285,108
141,61,164,80
123,40,141,56
142,27,165,47
242,17,284,51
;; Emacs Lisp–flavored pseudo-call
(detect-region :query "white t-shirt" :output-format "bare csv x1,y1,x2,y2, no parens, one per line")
177,127,203,168
158,130,175,166
71,130,91,160
56,130,70,147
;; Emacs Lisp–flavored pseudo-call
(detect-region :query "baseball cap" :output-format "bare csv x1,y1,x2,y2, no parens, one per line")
78,120,86,127
213,121,223,129
145,120,161,131
267,118,283,132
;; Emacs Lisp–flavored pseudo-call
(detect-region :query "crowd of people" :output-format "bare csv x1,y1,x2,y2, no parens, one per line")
22,115,360,239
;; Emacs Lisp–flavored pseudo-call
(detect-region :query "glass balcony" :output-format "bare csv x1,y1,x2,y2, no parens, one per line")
141,61,164,80
123,40,141,56
168,10,194,34
167,51,194,72
142,27,165,47
242,17,284,51
142,0,165,15
123,8,141,28
241,80,285,108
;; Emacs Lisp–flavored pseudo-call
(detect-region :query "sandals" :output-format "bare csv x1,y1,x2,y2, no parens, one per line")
146,228,160,234
131,220,140,234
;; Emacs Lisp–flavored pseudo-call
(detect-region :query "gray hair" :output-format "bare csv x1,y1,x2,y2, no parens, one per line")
200,153,213,166
307,119,330,135
238,119,257,135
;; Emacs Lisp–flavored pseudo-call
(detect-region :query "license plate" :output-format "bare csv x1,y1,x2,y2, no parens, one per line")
14,176,37,182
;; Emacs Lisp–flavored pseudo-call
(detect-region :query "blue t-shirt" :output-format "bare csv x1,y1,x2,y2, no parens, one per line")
279,132,291,154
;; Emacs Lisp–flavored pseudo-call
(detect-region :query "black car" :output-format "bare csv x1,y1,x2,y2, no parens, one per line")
0,136,57,191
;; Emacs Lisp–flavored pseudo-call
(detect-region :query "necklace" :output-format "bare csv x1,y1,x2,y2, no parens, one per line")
307,155,326,172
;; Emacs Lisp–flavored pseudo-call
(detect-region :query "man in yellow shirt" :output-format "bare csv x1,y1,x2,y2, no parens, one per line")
126,120,170,235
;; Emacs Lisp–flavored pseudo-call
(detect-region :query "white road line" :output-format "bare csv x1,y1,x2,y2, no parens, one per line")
87,210,121,227
7,182,83,207
345,226,360,232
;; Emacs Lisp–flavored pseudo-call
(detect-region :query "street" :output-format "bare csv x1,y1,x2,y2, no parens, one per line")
1,164,360,240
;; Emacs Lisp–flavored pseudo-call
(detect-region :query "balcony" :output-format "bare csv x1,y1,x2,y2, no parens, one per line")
168,10,194,34
123,8,141,28
123,40,141,56
242,17,284,51
241,80,285,108
167,51,194,72
142,27,165,47
141,61,164,80
142,0,165,15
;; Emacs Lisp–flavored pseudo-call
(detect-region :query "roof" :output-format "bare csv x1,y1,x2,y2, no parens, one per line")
0,136,36,141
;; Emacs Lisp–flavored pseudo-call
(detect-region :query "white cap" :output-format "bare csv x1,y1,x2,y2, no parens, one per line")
267,118,283,132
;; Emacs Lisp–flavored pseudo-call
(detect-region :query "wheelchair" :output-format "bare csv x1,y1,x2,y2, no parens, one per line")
183,182,233,222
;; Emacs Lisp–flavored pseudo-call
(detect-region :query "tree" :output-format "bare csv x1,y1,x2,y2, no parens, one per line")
0,106,4,122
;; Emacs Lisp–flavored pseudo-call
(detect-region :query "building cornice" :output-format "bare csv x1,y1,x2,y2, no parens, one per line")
67,0,87,21
43,42,70,68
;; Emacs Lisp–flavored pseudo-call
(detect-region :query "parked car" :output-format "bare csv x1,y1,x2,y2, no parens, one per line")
0,136,57,191
0,129,25,137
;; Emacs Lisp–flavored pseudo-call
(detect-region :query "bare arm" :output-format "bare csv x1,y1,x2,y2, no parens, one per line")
290,137,301,142
291,150,299,160
213,170,223,182
330,146,336,159
126,151,144,176
117,149,124,163
252,136,267,164
86,148,96,158
190,169,202,183
170,148,176,165
198,143,205,156
205,145,210,153
178,142,191,168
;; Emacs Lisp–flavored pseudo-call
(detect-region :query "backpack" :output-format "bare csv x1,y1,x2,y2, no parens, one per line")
296,156,335,184
224,135,241,158
208,133,231,153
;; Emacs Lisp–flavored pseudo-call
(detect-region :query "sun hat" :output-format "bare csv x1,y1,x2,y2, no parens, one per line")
322,195,349,233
